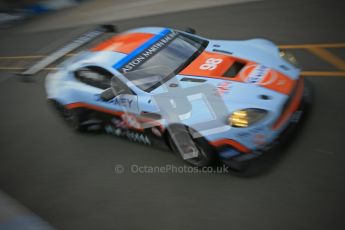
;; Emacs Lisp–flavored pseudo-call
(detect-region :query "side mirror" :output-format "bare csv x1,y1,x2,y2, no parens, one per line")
100,88,115,101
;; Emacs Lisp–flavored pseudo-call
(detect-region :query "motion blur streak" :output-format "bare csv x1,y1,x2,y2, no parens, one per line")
0,0,345,230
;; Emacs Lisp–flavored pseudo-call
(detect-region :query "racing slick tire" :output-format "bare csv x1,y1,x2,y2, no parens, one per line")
223,158,250,172
167,124,216,167
303,78,313,107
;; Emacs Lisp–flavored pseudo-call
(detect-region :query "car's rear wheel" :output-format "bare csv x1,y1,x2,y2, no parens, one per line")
167,125,216,167
63,108,89,132
48,100,91,132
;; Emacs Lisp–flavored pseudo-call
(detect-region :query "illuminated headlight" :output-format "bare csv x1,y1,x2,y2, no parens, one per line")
279,49,299,68
229,109,268,128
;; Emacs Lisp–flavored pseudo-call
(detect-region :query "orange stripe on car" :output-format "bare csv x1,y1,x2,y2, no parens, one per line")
91,33,154,54
65,102,164,132
180,51,295,95
210,139,250,153
180,51,237,77
272,78,304,130
66,102,123,116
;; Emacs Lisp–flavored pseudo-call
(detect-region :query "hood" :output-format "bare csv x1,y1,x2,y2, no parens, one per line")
179,50,296,95
151,73,287,113
150,47,297,115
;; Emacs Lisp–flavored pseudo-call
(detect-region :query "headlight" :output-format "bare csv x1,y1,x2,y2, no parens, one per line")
229,109,268,128
279,49,299,68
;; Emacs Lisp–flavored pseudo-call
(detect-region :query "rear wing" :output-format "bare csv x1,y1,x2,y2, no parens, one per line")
20,25,117,76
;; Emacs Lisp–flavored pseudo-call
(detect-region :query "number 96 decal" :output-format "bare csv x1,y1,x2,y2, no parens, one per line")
199,58,223,70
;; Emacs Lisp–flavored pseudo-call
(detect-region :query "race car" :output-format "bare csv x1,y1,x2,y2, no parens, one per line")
44,26,310,170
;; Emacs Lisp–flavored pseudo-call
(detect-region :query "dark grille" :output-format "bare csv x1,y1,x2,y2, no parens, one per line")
223,61,245,78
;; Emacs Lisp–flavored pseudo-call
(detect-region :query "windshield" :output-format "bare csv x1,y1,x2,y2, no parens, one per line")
121,66,173,92
117,31,208,92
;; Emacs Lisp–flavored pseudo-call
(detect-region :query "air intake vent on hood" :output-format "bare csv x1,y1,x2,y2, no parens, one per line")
212,49,233,55
223,61,245,78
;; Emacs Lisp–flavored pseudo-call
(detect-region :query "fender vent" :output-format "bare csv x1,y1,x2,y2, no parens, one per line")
180,77,206,83
223,61,245,78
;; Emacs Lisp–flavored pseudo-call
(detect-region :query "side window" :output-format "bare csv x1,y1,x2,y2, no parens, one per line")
75,66,112,89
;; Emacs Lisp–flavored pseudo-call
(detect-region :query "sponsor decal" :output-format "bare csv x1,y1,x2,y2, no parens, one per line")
114,97,133,107
105,125,151,145
151,127,162,137
115,29,178,73
121,114,141,130
240,64,277,86
95,94,133,107
253,133,266,146
199,58,223,70
111,117,127,129
109,114,141,130
215,81,231,96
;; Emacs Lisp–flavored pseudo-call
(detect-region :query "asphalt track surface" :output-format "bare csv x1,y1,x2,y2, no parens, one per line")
1,0,345,229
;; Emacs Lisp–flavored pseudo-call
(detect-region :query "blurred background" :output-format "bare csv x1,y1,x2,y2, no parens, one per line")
0,0,83,28
0,0,344,230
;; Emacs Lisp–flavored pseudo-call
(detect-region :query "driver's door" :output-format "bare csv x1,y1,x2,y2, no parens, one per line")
106,75,139,114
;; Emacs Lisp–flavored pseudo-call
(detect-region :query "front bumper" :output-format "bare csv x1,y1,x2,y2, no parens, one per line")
218,78,311,164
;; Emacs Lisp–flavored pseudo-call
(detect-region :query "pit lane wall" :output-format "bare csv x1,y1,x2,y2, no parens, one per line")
0,191,56,230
